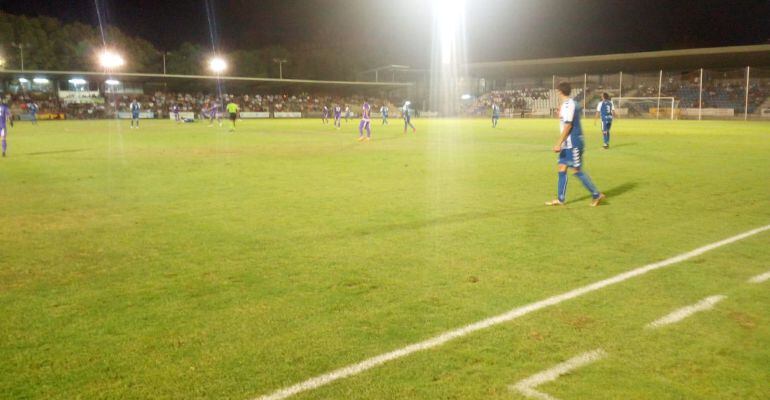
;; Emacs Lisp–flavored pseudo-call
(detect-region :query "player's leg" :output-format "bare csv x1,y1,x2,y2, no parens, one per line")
365,121,371,139
547,151,570,205
1,128,7,156
571,149,604,205
358,120,365,140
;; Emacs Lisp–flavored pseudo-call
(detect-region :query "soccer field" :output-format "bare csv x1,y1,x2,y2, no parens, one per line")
1,118,769,399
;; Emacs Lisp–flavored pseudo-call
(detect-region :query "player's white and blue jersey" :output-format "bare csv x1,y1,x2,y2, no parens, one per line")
130,102,141,116
559,98,584,150
380,106,389,117
597,100,613,132
492,104,500,118
558,98,586,167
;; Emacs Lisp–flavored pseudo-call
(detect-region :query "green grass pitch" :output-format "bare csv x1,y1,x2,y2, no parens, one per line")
1,118,769,399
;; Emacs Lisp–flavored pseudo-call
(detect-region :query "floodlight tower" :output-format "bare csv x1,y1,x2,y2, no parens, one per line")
208,56,228,104
430,0,467,116
11,42,30,71
273,58,288,79
98,49,126,119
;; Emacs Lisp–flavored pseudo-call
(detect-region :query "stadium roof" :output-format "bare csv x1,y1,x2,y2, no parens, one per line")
468,45,770,77
0,69,413,88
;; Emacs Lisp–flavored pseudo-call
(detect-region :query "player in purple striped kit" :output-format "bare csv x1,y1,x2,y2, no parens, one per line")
357,101,372,141
1,101,11,157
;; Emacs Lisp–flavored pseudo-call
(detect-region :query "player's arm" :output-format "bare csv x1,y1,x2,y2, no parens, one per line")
594,102,601,124
554,102,575,152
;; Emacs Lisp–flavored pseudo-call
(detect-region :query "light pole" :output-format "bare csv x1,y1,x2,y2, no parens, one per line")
11,43,29,71
98,49,126,119
161,51,171,75
273,58,288,79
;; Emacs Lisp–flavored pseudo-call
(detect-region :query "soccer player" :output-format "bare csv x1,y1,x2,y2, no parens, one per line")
322,105,330,124
594,92,616,149
492,102,500,128
28,101,39,125
130,99,141,129
380,104,389,125
1,101,11,157
226,100,239,132
358,101,372,141
402,101,416,133
333,104,342,129
344,106,351,123
208,100,222,127
546,82,605,207
172,103,181,123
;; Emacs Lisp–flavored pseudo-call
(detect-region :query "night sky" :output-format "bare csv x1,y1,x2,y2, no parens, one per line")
1,0,769,67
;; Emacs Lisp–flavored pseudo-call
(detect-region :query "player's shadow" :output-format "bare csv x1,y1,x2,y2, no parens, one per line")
572,182,639,203
24,148,91,156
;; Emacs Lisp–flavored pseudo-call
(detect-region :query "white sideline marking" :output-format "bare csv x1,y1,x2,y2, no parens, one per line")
253,224,770,400
646,295,726,329
509,349,607,400
748,271,770,284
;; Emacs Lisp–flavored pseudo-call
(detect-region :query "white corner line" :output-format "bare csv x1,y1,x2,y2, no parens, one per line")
252,224,770,400
509,349,607,400
646,295,726,329
748,271,770,284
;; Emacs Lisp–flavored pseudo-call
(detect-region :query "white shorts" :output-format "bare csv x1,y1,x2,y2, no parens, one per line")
0,128,5,138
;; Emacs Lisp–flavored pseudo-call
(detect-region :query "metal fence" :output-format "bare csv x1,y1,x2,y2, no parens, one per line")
478,67,770,120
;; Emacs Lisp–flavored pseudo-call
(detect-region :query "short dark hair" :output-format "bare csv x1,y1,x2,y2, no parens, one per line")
557,81,572,96
602,92,611,100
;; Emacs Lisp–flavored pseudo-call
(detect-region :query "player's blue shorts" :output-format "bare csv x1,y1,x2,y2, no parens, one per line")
132,113,140,119
601,119,612,132
558,147,584,168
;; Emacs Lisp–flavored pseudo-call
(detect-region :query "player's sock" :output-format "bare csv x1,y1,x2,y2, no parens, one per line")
557,171,568,203
574,171,599,198
2,137,6,155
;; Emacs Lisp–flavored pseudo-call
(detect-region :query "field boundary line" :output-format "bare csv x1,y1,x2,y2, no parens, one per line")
509,349,607,400
646,295,726,329
748,271,770,284
253,224,770,400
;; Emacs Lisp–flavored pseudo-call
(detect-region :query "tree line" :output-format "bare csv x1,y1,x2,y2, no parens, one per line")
0,12,381,81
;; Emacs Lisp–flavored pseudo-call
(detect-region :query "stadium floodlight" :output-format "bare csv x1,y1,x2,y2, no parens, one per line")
68,78,87,85
434,0,465,65
208,56,227,74
33,77,50,84
98,49,125,69
18,77,29,83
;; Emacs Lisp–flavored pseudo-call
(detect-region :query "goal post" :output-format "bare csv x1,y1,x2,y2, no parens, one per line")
615,97,676,120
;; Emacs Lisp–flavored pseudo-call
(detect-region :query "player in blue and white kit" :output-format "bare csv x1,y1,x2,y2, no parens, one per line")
358,101,372,141
594,93,616,149
28,102,39,125
130,99,141,129
402,101,416,133
344,106,351,123
333,104,342,129
380,105,389,125
322,105,330,124
1,101,11,157
491,103,500,128
546,82,605,207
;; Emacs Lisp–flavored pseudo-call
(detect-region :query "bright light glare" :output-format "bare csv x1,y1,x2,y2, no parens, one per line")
98,50,125,69
18,78,29,83
69,78,87,85
208,57,227,74
434,0,465,65
33,77,50,84
105,79,120,86
460,94,472,100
